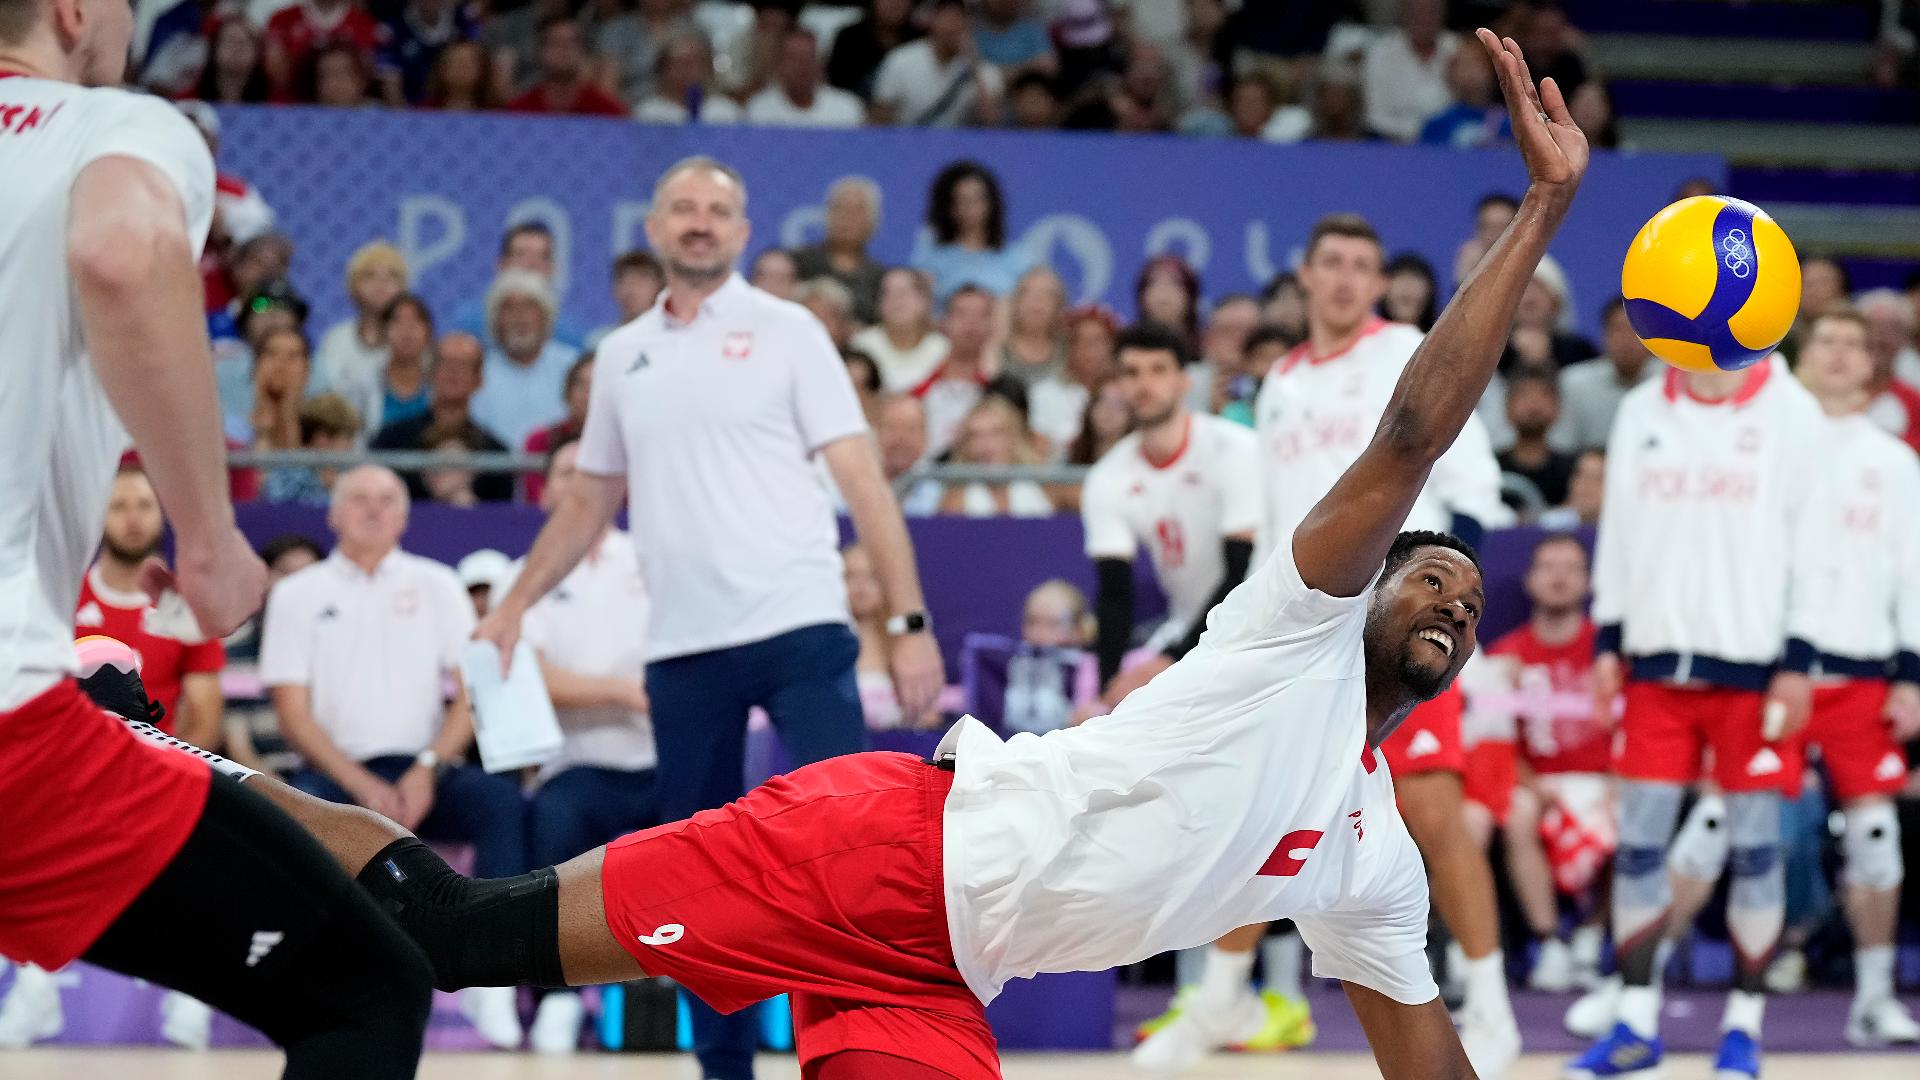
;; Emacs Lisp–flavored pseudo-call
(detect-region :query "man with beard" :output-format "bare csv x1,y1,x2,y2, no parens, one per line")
470,268,581,450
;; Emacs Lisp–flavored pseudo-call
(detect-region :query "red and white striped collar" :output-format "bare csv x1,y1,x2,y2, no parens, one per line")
1138,412,1192,471
1278,317,1391,376
1661,359,1772,409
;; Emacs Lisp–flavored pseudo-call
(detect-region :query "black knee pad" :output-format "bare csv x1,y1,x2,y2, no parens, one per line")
356,838,566,992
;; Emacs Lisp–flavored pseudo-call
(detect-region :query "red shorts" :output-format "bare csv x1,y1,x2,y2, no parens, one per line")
1462,739,1517,825
1382,684,1466,777
1615,683,1798,793
602,751,997,1080
1790,681,1907,802
0,679,210,968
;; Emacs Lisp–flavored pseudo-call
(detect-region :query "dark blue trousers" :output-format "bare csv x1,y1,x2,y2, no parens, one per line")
645,622,868,1080
289,756,529,878
528,765,658,868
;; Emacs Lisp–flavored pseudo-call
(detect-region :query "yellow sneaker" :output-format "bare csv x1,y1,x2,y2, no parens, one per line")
1133,986,1198,1043
1233,990,1314,1051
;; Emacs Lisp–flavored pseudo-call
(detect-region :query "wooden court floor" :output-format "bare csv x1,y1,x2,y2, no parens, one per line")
5,1049,1917,1079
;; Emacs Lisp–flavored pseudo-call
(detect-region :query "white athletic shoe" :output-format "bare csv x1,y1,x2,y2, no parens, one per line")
529,991,585,1055
1565,974,1622,1039
461,986,524,1050
160,992,212,1050
1532,938,1577,993
1570,926,1606,989
1846,995,1920,1047
0,964,63,1049
1457,1002,1522,1080
1129,989,1265,1074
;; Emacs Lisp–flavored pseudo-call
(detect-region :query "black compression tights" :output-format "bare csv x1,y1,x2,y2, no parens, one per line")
83,774,433,1080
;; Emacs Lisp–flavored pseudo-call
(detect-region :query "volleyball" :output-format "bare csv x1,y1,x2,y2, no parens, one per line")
1620,195,1801,373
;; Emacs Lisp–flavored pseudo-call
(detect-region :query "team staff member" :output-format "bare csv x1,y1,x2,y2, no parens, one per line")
478,155,944,1080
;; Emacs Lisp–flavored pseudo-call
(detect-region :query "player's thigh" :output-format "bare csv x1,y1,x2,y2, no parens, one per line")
795,992,1000,1080
1702,688,1794,793
1616,682,1706,784
552,845,651,986
1810,682,1906,802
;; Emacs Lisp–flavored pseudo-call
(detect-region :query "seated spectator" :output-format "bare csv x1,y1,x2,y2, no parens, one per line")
140,0,218,96
263,0,384,101
450,221,587,348
872,393,941,515
373,294,438,433
1135,254,1200,345
843,542,938,729
1538,449,1605,531
1064,375,1129,466
371,332,515,502
1221,72,1309,142
912,160,1035,304
1568,80,1620,149
795,277,857,350
630,30,741,124
470,269,580,448
1860,287,1920,392
871,0,1004,127
216,277,309,439
827,0,920,100
748,247,799,301
1381,252,1439,332
1509,258,1596,371
843,349,883,419
1000,266,1068,387
1007,70,1062,128
419,419,485,507
314,241,408,423
523,351,596,503
191,17,270,104
792,176,886,323
1860,293,1920,453
1018,579,1100,730
1555,297,1657,452
455,549,511,618
248,326,313,452
224,534,327,667
914,284,998,455
423,39,499,109
1496,369,1577,512
973,0,1055,76
1453,191,1518,291
1258,271,1308,345
1361,0,1456,142
265,393,364,506
1309,71,1368,141
1221,323,1292,426
307,41,379,106
850,267,949,391
1191,294,1259,414
509,15,627,116
259,463,528,1035
1099,40,1177,133
378,0,480,105
1787,256,1852,356
1048,0,1120,94
712,0,795,102
1420,41,1509,147
1162,0,1230,121
1031,304,1117,455
592,0,695,105
938,396,1054,517
588,250,665,346
1520,0,1590,99
745,27,866,127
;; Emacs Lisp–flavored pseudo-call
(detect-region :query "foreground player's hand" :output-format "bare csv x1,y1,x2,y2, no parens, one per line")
889,631,945,722
157,526,268,638
473,604,525,675
1765,671,1812,740
1477,27,1588,198
1886,682,1920,742
395,765,437,831
1591,653,1623,726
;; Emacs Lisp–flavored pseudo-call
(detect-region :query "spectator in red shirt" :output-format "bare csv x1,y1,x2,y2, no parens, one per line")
508,15,627,116
74,466,226,745
263,0,387,101
522,351,595,504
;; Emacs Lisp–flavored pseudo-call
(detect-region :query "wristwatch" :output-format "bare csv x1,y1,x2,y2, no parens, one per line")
414,749,447,777
886,611,931,637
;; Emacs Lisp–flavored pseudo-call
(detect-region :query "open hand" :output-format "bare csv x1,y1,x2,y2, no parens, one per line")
1477,28,1588,196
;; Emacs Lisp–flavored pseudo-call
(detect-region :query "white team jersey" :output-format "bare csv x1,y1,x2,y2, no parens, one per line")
0,78,213,713
1252,319,1509,560
1591,361,1825,663
1787,413,1920,664
935,544,1437,1008
1081,414,1262,637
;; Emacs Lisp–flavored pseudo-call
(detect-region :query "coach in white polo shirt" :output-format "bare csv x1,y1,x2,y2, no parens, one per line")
480,155,944,1080
261,465,529,884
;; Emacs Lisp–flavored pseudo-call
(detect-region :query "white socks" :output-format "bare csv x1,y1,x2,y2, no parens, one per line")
1723,989,1765,1036
1856,945,1895,1005
1261,931,1305,1001
1619,985,1662,1039
1197,945,1257,1009
1464,950,1514,1018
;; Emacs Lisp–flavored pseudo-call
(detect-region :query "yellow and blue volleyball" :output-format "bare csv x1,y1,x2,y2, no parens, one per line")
1620,195,1800,373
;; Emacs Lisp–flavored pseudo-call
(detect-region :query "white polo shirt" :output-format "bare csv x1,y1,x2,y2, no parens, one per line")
580,274,868,661
497,531,657,780
259,549,474,762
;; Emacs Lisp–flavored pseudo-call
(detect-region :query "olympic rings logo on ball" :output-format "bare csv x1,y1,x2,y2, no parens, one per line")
1720,228,1753,279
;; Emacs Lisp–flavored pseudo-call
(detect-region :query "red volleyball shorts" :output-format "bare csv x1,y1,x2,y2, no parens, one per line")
1382,683,1467,777
1789,680,1907,802
1615,682,1798,793
601,751,998,1080
1462,738,1518,825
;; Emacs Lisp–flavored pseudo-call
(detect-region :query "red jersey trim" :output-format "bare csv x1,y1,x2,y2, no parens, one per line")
909,364,988,398
1362,745,1379,774
1278,318,1391,376
1662,360,1772,409
1140,414,1192,471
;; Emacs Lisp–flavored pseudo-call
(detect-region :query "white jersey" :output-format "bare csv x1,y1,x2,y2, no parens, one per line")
935,544,1436,1008
1786,413,1920,667
0,78,214,712
1081,414,1262,638
1591,361,1825,665
1252,319,1509,560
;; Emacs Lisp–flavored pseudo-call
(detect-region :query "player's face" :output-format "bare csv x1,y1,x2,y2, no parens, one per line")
1524,539,1588,614
647,169,751,286
1300,235,1386,338
1118,346,1187,429
1799,317,1874,397
1365,549,1482,701
102,472,164,564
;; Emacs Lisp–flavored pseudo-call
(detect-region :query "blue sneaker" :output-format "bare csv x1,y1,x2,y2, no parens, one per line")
1564,1022,1663,1079
1712,1028,1761,1079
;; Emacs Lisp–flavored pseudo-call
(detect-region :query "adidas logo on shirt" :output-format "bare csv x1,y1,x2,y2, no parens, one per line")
317,606,339,621
75,601,103,627
246,930,284,968
1875,752,1905,783
1745,747,1783,777
1406,730,1443,759
627,351,651,375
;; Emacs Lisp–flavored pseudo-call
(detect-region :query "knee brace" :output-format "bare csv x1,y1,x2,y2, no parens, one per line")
1843,801,1904,892
1667,793,1731,883
355,839,566,992
1613,782,1686,944
1724,792,1785,977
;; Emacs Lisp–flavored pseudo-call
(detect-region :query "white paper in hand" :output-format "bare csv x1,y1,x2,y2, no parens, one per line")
459,639,563,773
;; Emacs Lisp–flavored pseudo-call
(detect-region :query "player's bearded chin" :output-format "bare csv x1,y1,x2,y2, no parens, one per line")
1362,602,1450,703
104,535,161,564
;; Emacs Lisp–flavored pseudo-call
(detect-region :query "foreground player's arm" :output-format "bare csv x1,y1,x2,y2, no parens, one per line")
1344,983,1477,1080
1293,31,1586,598
69,156,266,634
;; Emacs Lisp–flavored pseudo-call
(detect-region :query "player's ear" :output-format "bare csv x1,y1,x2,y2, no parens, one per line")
48,0,85,47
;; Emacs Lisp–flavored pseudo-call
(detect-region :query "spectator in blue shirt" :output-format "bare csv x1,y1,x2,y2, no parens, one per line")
378,0,480,104
971,0,1056,77
449,222,587,349
1419,41,1510,148
469,269,580,449
911,160,1036,304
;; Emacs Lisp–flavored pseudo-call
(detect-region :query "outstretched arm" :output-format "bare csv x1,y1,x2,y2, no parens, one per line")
1344,983,1477,1080
1294,30,1588,597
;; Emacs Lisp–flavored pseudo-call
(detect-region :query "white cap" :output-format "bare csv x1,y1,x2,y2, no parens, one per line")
456,549,512,591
